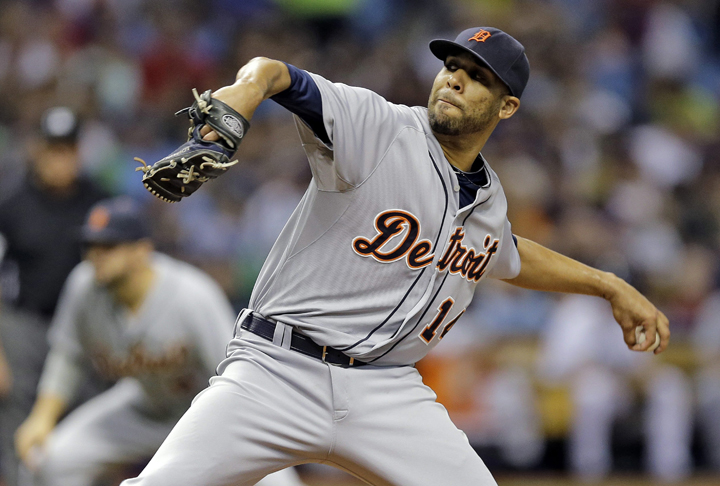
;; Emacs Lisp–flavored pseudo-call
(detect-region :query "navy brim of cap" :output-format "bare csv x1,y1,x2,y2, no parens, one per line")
429,39,515,96
79,228,143,245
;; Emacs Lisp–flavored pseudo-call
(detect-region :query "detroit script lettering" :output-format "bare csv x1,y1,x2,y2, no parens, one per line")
352,209,500,282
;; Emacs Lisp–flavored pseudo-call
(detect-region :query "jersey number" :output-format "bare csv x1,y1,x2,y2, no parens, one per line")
420,298,465,344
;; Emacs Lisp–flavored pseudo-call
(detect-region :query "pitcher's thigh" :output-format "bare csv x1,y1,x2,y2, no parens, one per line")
122,359,330,486
333,368,497,486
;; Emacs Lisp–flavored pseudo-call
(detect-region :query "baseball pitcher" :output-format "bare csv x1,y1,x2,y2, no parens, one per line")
122,27,670,486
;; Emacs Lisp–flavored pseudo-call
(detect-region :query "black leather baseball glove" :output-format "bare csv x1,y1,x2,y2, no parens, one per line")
135,89,250,203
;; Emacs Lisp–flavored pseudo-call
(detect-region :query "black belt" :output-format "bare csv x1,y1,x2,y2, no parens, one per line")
240,314,367,368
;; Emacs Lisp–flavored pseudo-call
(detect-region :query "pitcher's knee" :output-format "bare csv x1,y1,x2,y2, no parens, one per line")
36,440,92,486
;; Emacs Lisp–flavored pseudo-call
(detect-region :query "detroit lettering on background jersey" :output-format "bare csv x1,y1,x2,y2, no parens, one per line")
41,254,235,417
249,72,520,366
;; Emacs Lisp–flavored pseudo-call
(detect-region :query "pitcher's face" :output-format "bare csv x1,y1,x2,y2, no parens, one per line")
428,53,508,136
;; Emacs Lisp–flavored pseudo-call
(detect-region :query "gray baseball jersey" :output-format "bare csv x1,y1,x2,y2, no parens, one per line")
35,253,306,486
121,64,518,486
38,253,233,418
250,73,520,366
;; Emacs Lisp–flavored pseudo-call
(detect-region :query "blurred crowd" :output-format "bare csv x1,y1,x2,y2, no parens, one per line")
1,0,720,483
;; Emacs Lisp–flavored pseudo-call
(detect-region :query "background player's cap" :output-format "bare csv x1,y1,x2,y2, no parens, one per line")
81,197,151,244
429,27,530,98
40,106,80,144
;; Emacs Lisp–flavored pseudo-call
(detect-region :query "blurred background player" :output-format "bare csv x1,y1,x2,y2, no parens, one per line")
14,197,305,486
692,285,720,474
0,107,107,486
537,208,704,482
534,210,694,482
538,295,693,482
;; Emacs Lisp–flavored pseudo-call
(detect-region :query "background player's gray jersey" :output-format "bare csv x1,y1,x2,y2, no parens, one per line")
39,254,234,418
248,73,520,366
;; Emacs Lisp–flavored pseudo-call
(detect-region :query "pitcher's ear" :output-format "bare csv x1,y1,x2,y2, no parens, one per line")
499,96,520,120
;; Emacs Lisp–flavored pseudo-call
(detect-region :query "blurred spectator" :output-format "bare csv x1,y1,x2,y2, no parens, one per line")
0,107,107,486
693,284,720,472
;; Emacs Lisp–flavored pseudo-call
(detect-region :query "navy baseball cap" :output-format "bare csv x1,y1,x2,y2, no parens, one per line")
81,197,151,244
41,106,80,144
429,27,530,98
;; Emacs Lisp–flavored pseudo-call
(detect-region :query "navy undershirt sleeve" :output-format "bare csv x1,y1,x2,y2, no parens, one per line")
269,63,330,145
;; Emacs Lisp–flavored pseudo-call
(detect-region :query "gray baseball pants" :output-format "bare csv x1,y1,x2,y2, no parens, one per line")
120,328,498,486
34,378,304,486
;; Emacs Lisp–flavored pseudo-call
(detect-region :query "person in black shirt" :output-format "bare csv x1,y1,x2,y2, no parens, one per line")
0,107,107,486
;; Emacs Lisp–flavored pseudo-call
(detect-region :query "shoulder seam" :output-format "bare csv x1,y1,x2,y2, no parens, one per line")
318,124,424,194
